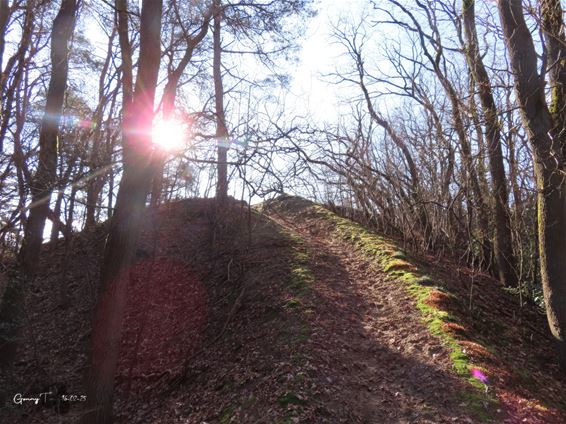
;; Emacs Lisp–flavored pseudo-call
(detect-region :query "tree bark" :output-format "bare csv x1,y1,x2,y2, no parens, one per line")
18,0,78,276
463,0,516,286
81,1,163,422
213,0,229,200
0,0,10,82
115,0,133,107
498,0,566,374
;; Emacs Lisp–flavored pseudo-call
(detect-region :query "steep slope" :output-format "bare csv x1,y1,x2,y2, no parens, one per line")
1,196,564,423
263,195,565,423
264,200,475,423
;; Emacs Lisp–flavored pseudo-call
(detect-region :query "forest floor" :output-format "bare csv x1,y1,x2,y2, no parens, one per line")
0,196,564,423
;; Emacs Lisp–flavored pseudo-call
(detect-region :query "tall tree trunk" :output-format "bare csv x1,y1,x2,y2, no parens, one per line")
213,0,229,200
18,0,78,276
81,1,163,422
50,191,65,242
115,0,133,106
505,91,523,213
498,0,566,374
0,0,10,85
463,0,516,286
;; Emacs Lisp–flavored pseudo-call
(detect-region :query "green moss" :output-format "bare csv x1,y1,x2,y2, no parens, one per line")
218,396,258,424
413,275,434,286
289,266,313,293
219,405,236,424
284,298,302,308
221,381,235,392
549,84,560,115
293,372,306,383
277,391,308,407
392,250,407,259
517,368,537,390
284,232,314,296
457,389,498,423
293,250,310,264
383,258,414,273
285,231,314,298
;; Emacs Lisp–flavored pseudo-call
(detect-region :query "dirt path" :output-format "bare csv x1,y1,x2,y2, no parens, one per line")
268,210,477,423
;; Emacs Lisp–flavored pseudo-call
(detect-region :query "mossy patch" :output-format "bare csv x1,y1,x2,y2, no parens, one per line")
391,250,407,259
289,266,313,294
284,298,302,309
383,258,416,273
294,324,310,344
286,232,314,296
277,391,308,407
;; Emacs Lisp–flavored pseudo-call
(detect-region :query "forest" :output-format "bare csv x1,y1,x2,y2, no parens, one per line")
0,0,566,423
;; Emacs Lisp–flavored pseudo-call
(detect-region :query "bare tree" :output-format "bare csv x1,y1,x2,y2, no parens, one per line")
18,0,79,275
462,0,516,286
497,0,566,374
82,0,163,422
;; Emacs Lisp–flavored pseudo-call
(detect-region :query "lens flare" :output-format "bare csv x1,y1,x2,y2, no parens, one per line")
471,368,489,384
152,118,186,152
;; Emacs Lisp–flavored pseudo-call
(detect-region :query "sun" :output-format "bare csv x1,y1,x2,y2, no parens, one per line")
152,118,186,152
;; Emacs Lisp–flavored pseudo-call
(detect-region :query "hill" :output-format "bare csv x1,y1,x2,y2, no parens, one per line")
1,196,564,423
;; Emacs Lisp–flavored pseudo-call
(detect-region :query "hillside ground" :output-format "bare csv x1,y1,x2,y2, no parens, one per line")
0,196,564,423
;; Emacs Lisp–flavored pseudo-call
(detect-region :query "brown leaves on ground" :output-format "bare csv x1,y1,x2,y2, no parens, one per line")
2,197,564,423
268,205,475,423
420,254,566,423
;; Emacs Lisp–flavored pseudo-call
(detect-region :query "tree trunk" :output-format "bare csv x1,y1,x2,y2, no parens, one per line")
50,190,65,242
498,0,566,374
0,0,10,88
18,0,78,276
81,1,163,422
115,0,133,106
213,0,229,200
463,0,516,286
505,92,523,213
